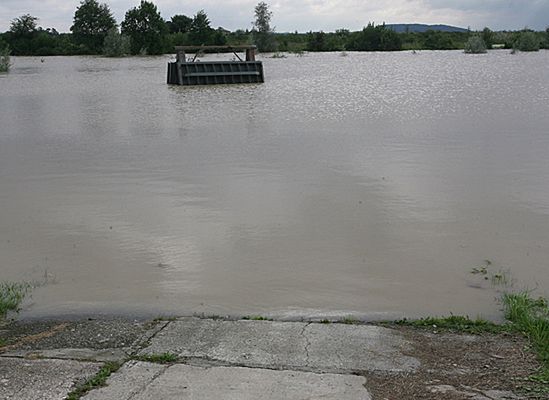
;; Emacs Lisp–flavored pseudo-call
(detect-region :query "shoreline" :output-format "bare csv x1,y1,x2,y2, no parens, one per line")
1,315,546,399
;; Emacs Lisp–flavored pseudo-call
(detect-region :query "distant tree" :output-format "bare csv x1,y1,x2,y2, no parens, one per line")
545,27,549,49
188,10,214,44
71,0,117,53
32,30,59,55
229,29,252,45
379,26,402,50
346,23,400,51
346,23,379,51
103,27,130,57
45,28,59,35
167,15,192,34
481,27,493,49
422,29,454,50
212,28,228,45
464,35,487,53
307,31,326,51
253,2,276,52
514,29,540,51
121,0,167,54
9,15,38,36
8,15,40,55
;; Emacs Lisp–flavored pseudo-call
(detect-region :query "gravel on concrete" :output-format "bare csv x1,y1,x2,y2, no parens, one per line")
1,347,128,362
0,357,101,400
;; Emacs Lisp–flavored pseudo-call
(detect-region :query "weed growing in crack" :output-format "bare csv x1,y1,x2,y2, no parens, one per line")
133,353,178,364
66,361,121,400
242,315,273,321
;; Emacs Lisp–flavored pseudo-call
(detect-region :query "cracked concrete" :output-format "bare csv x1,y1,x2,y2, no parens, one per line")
0,317,535,399
140,318,420,374
82,361,371,400
299,322,312,367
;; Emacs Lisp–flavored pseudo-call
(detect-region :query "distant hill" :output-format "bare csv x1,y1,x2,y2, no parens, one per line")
385,24,468,33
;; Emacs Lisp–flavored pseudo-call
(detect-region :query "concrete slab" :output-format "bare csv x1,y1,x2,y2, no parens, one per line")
83,361,165,400
0,357,101,400
82,361,371,400
141,318,419,373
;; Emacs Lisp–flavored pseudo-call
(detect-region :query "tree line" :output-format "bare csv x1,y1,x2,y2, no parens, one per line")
1,0,548,58
0,0,232,56
299,26,549,53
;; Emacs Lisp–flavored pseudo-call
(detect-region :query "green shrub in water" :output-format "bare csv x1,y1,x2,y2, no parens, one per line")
103,28,131,57
464,36,487,54
0,45,11,72
0,282,30,318
514,31,540,52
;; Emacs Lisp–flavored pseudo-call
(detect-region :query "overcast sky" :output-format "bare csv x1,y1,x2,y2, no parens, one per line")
1,0,548,33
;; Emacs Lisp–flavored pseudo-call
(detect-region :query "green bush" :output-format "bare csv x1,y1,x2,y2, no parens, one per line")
514,30,540,52
103,28,130,57
464,35,487,54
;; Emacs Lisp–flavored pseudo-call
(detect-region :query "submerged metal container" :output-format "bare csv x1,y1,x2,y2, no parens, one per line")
167,45,264,86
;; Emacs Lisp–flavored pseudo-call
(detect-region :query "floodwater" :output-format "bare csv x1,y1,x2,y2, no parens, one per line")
1,51,548,320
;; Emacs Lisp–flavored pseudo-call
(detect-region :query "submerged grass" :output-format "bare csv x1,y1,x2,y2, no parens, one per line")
0,281,31,319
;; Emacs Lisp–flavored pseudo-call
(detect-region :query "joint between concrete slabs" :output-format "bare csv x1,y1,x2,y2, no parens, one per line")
128,320,171,356
127,362,170,400
139,318,420,374
299,322,312,367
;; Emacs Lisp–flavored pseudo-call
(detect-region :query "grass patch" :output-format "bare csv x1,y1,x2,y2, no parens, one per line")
393,315,510,334
502,292,549,381
192,313,228,320
319,319,331,324
340,317,359,325
242,315,273,321
391,291,548,392
66,361,121,400
133,352,178,364
153,316,176,322
0,281,31,319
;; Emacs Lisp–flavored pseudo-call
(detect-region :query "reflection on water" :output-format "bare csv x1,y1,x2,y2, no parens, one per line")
1,51,548,320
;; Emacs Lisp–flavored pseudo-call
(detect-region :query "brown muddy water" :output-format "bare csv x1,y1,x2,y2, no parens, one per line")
1,51,548,320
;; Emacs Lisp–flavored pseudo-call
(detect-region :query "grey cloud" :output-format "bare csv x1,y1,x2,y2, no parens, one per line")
1,0,547,33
